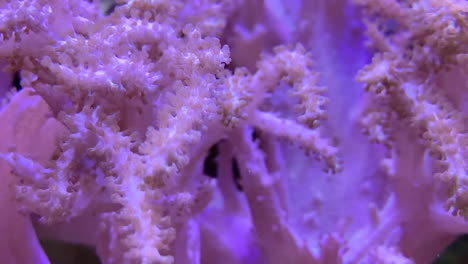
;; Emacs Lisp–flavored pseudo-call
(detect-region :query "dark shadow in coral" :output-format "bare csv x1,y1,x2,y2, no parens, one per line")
433,235,468,264
40,239,101,264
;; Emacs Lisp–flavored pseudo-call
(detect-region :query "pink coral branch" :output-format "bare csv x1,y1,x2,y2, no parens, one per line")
0,0,467,263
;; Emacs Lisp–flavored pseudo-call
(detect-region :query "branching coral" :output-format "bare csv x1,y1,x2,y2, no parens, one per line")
0,0,466,264
355,0,468,262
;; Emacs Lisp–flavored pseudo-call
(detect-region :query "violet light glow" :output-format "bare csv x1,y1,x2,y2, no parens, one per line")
0,0,467,263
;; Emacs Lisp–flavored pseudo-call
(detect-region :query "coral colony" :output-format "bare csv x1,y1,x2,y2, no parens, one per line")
0,0,467,263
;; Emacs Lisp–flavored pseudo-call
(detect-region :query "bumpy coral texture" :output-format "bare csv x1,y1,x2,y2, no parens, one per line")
0,0,466,264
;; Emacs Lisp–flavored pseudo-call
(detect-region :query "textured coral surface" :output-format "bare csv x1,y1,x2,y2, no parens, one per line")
0,0,467,263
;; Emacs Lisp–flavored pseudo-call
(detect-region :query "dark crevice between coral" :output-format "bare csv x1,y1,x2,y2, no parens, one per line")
100,0,118,15
13,71,22,91
40,239,101,264
203,143,219,178
433,235,468,264
231,158,243,192
252,128,260,141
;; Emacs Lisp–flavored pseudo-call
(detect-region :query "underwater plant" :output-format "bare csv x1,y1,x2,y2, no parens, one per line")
0,0,466,263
